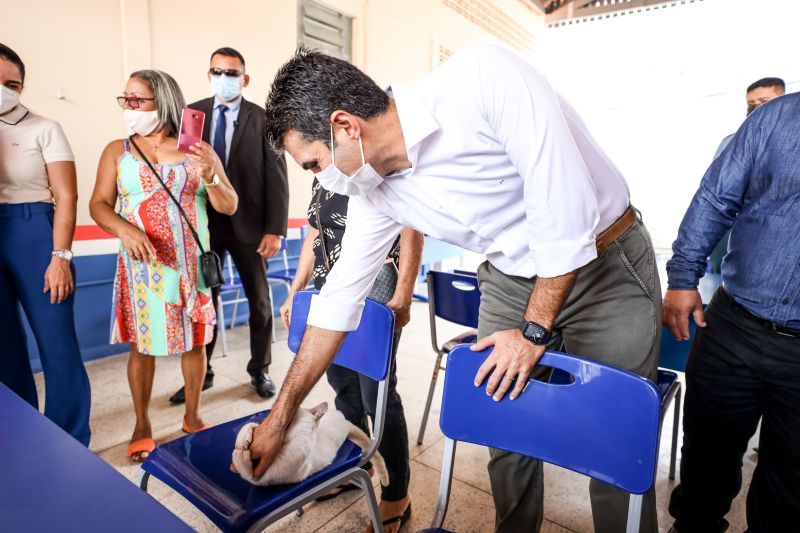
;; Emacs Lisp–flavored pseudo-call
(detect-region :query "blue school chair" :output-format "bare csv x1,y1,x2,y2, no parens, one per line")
139,290,395,533
429,345,661,533
658,313,701,480
417,270,481,444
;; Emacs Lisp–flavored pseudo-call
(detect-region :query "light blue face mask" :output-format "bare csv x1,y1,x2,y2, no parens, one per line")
210,75,241,102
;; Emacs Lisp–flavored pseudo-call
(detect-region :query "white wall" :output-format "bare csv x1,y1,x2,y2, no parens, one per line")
533,0,800,247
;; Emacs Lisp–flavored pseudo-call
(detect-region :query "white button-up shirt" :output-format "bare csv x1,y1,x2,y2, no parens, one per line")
308,44,630,332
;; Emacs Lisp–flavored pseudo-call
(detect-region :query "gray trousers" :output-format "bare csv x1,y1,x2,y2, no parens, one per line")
477,219,661,533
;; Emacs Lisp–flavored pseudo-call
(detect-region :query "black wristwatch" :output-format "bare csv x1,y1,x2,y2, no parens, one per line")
520,320,552,345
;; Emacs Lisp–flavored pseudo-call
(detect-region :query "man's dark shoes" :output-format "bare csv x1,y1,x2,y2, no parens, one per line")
251,372,276,398
169,373,215,405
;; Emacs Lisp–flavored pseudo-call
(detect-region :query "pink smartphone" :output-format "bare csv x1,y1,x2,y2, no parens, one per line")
177,108,205,153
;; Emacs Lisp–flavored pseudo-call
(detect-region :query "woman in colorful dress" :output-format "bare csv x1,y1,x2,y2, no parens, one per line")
89,70,237,461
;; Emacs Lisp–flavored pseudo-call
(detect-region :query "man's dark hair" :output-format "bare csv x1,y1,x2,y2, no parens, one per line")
210,47,246,69
264,48,390,152
0,43,25,83
747,77,785,94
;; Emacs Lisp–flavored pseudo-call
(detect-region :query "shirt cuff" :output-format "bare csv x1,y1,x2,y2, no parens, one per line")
530,239,597,278
307,294,365,332
666,269,701,291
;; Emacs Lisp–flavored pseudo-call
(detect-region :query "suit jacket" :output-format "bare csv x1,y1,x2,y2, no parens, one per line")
189,97,289,244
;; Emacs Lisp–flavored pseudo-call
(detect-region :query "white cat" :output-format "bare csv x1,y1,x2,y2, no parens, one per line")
231,402,389,487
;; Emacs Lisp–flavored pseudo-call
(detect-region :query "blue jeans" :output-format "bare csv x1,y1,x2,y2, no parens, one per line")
0,203,91,445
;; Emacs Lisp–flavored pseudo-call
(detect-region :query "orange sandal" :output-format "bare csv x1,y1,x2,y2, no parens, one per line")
182,416,209,434
127,438,156,462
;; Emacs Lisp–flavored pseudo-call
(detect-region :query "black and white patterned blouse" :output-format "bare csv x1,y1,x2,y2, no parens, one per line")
307,179,400,290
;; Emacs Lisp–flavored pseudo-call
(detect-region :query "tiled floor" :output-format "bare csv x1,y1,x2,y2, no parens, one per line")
35,301,757,532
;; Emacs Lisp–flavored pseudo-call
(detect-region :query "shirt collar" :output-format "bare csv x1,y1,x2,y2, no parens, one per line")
214,95,242,113
386,85,439,169
0,104,30,126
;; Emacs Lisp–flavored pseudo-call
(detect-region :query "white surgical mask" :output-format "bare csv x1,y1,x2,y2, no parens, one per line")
315,126,383,197
123,109,160,136
210,75,241,102
0,85,21,115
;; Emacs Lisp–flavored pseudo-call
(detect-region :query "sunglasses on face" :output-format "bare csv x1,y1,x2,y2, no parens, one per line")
209,67,243,78
117,96,156,109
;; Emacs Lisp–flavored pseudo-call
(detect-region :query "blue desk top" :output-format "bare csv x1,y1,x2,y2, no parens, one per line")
0,383,192,533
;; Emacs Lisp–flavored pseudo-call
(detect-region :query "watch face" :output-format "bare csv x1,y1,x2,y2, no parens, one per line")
522,322,548,344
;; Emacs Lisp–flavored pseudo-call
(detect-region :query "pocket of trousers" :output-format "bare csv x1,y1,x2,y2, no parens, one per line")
613,229,654,301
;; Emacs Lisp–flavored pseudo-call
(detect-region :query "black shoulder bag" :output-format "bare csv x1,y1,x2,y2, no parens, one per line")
128,135,224,288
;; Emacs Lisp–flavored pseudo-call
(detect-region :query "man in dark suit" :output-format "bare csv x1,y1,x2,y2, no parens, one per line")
170,47,289,402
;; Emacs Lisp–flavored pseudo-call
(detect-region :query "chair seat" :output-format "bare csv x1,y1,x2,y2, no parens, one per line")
141,410,364,533
442,330,477,353
656,369,680,400
220,281,244,292
267,269,297,283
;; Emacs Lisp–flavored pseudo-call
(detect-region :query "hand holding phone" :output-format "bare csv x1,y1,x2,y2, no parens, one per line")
177,108,205,154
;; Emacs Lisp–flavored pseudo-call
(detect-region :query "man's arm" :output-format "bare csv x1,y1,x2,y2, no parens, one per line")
664,114,759,339
248,196,402,477
473,271,577,401
249,326,346,477
386,228,424,329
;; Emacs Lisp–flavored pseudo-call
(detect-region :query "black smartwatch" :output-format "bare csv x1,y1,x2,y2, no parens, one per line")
519,320,552,345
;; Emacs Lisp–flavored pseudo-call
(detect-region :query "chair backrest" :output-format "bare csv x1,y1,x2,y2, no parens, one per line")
287,290,395,382
440,345,661,494
659,313,701,372
427,271,481,328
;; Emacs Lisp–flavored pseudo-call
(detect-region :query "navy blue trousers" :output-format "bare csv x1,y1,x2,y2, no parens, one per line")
0,203,91,445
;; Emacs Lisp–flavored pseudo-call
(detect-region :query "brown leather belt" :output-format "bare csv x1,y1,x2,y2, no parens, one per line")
595,206,636,255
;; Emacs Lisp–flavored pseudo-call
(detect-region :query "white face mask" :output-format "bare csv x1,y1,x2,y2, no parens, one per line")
123,108,160,136
0,85,21,115
314,126,383,197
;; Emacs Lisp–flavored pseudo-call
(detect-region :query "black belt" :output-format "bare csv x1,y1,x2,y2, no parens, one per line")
720,287,800,339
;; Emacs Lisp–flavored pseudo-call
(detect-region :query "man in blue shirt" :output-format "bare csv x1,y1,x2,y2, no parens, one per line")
664,93,800,532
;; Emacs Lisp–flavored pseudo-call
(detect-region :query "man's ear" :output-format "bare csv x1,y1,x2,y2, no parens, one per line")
242,74,250,88
309,402,328,421
330,110,361,140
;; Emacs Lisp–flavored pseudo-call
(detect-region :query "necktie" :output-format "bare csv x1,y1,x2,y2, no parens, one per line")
213,104,228,166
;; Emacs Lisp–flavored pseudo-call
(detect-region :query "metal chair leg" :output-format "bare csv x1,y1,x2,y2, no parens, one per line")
626,493,643,533
231,289,241,329
268,283,276,343
418,350,445,444
139,471,150,491
355,468,385,533
670,386,682,480
217,294,229,357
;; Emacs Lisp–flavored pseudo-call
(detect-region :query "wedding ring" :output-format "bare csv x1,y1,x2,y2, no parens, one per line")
504,375,515,381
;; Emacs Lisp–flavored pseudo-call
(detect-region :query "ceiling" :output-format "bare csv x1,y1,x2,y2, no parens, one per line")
542,0,680,22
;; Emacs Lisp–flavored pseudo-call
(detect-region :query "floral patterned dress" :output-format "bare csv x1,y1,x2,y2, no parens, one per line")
110,138,215,356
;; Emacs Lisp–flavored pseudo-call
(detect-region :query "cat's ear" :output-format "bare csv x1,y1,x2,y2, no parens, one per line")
309,402,328,421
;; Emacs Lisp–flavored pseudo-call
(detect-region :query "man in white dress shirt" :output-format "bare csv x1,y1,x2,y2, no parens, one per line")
249,45,660,533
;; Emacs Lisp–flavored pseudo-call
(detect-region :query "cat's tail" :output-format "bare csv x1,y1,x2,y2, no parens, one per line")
347,424,390,487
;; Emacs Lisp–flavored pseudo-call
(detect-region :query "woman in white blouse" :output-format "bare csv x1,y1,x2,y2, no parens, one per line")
0,43,91,445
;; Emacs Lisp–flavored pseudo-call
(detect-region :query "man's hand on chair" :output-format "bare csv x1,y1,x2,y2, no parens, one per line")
257,234,282,258
471,329,544,402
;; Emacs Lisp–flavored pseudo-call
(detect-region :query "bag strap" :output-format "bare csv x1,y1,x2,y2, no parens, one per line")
128,135,206,255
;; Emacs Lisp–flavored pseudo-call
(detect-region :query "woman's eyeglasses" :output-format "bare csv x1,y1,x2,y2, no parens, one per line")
209,68,243,78
117,96,156,109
